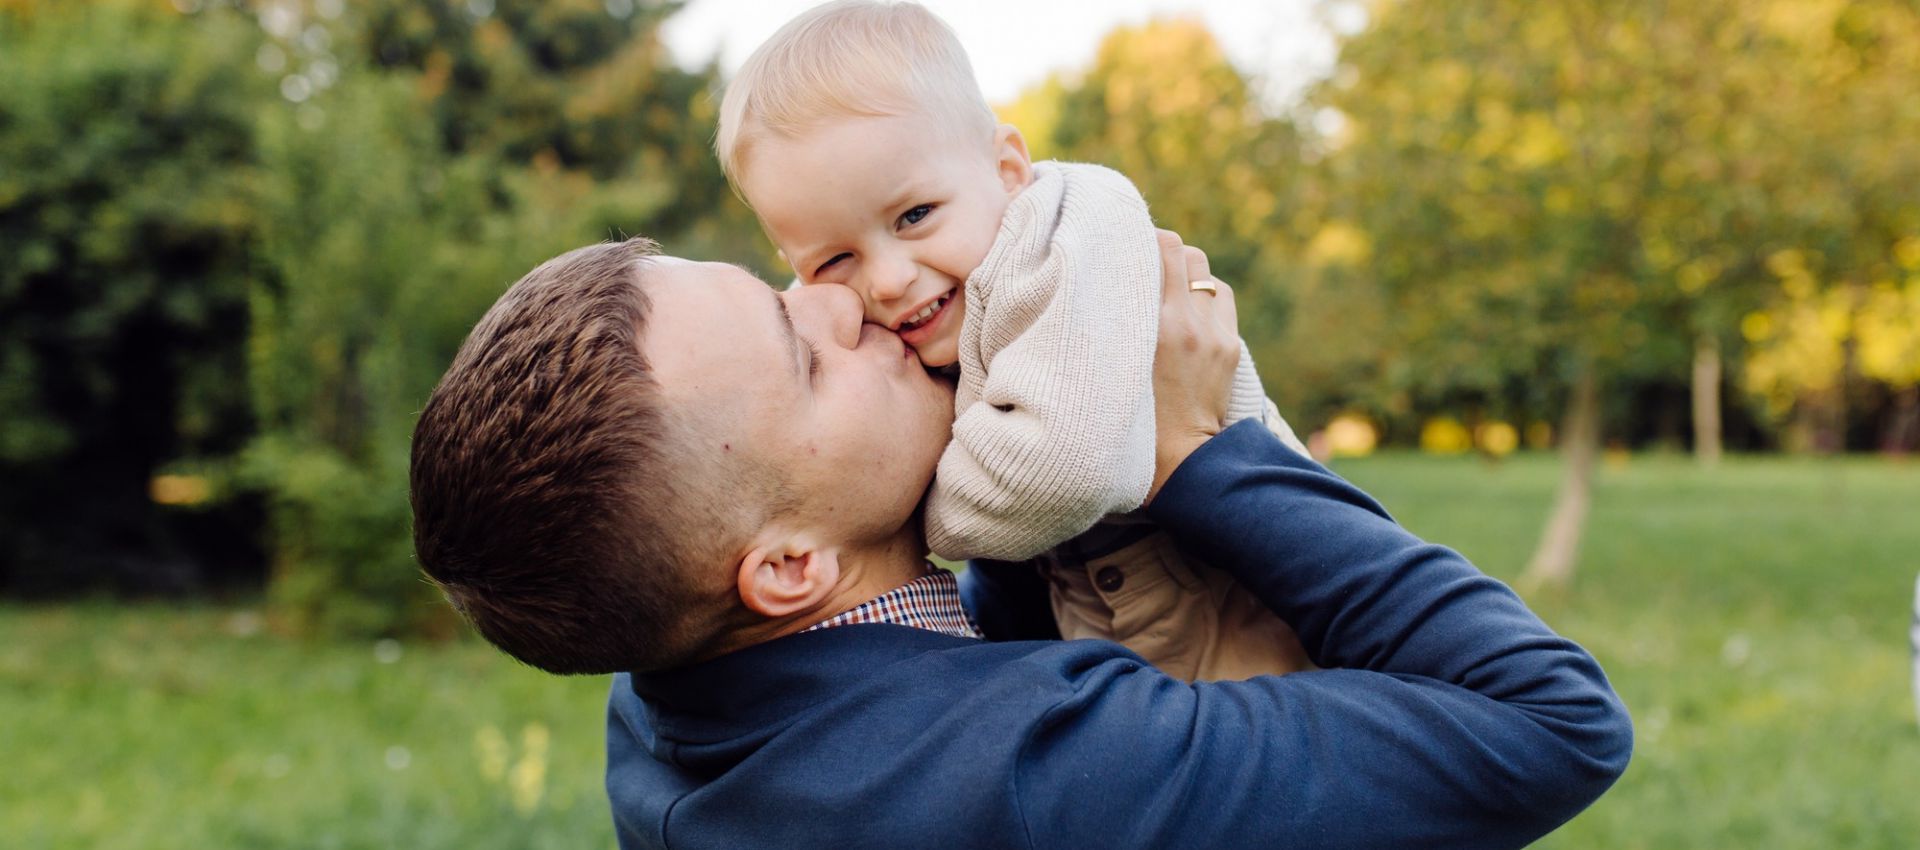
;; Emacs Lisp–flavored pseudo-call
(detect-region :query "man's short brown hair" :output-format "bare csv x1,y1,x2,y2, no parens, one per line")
410,239,761,674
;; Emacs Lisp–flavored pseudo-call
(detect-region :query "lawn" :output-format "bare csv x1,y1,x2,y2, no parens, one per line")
2,452,1915,848
1337,452,1920,849
0,606,614,850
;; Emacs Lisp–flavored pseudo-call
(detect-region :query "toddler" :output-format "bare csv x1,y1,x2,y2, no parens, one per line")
717,0,1312,680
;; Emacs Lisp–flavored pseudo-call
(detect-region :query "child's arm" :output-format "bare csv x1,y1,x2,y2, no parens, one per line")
924,164,1160,562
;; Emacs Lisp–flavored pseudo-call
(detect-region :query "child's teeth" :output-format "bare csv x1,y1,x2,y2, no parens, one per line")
904,295,946,329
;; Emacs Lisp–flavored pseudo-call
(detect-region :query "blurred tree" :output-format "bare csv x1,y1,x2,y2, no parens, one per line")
240,75,571,635
235,0,761,634
1743,247,1920,454
0,0,268,593
1303,0,1920,588
1031,19,1308,345
1731,2,1920,454
0,0,762,622
348,0,758,250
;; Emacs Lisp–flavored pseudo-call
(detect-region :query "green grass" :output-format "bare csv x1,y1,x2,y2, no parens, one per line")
0,607,615,850
1335,452,1920,849
3,452,1916,848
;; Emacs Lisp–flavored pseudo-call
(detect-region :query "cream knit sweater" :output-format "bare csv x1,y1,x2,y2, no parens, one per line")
926,162,1306,562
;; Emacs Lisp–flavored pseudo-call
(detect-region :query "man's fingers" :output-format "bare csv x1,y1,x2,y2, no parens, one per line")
1154,229,1237,359
1156,229,1188,299
1209,277,1239,337
1183,246,1211,289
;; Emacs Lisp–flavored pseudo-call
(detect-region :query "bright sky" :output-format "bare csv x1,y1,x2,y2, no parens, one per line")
660,0,1362,111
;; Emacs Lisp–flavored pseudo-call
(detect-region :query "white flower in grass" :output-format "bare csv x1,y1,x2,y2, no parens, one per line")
1720,633,1751,668
373,639,403,664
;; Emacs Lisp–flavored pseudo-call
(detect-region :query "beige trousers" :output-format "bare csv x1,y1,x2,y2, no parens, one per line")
1045,527,1315,682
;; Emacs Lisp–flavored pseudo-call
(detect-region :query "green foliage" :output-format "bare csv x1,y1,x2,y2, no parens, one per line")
1023,19,1307,344
6,0,1914,627
0,0,266,591
347,0,763,252
240,436,419,636
1295,0,1920,436
238,64,643,634
237,1,746,636
0,0,767,630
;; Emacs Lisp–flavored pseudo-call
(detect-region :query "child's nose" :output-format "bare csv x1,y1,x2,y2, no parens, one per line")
863,255,916,302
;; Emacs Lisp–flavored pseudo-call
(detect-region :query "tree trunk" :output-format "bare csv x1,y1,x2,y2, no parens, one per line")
1885,385,1919,456
1518,368,1601,595
1692,332,1724,467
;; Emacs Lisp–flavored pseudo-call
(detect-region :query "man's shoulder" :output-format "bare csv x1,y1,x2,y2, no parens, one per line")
610,626,1167,755
618,627,1150,716
606,629,1175,849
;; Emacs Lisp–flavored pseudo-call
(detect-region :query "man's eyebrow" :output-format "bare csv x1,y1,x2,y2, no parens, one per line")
763,283,804,383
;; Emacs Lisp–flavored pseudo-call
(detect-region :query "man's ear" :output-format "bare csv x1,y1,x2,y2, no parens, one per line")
993,123,1033,195
735,537,842,619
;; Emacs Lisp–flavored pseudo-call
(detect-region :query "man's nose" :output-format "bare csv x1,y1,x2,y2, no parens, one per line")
784,283,864,350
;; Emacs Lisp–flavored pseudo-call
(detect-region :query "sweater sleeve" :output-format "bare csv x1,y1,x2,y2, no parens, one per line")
924,166,1160,562
1011,420,1632,849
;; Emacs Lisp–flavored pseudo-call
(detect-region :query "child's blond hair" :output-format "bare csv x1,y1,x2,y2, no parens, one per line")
715,0,997,189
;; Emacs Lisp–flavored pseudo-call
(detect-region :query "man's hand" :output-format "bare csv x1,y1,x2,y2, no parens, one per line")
1147,229,1240,503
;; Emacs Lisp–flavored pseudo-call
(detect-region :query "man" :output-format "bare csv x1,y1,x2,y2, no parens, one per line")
410,235,1631,848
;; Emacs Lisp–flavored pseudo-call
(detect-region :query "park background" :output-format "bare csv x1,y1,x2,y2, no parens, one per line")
2,0,1916,846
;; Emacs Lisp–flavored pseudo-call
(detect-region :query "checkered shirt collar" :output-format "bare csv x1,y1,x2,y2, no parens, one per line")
801,564,982,639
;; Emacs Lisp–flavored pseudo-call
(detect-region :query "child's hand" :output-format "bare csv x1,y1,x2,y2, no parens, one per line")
1147,229,1240,503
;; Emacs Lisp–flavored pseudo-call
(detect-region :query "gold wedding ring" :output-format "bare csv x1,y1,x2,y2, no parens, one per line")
1189,278,1218,296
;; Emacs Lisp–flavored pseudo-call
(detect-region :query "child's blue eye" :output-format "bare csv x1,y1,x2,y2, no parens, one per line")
899,205,932,228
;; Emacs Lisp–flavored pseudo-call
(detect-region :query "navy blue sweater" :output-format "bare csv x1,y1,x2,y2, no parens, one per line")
607,420,1631,849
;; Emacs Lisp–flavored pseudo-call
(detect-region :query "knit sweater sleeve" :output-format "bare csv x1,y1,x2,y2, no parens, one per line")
924,163,1160,562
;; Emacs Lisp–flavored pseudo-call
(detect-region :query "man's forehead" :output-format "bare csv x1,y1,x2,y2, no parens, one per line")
638,256,762,305
641,255,746,279
640,257,795,398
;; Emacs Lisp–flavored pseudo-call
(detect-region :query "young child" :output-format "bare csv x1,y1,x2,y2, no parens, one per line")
716,0,1313,680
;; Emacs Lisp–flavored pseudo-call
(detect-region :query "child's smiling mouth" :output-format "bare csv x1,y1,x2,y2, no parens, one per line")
895,287,961,352
898,289,955,332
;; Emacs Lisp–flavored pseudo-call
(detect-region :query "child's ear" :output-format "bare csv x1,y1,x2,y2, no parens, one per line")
735,535,842,619
993,123,1033,195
